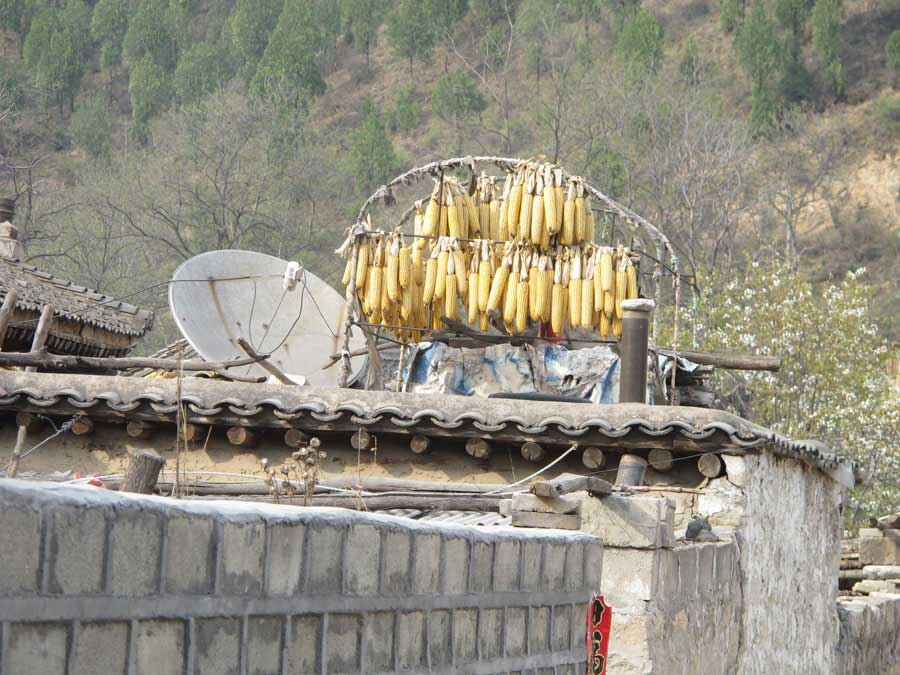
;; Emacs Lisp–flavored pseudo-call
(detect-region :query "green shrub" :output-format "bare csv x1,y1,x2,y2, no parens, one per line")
875,94,900,135
390,85,420,134
69,94,114,159
887,30,900,72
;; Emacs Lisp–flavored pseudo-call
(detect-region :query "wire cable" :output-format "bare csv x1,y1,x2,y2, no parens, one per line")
1,414,79,475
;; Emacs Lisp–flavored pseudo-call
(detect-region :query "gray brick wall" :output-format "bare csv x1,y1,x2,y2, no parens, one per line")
0,480,601,675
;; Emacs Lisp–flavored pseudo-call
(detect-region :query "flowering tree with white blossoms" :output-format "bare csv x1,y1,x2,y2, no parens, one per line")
672,264,899,524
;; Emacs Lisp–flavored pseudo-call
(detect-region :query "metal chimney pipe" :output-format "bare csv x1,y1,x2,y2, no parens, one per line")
618,298,655,404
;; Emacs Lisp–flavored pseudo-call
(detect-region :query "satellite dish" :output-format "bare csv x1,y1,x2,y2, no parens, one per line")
168,250,365,387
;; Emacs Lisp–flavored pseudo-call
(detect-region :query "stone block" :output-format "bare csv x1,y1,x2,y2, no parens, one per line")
521,540,543,591
164,516,214,594
505,607,527,657
285,615,321,674
860,530,900,566
698,544,715,596
858,528,884,538
551,605,572,652
599,548,656,609
469,540,493,593
363,611,394,672
411,533,440,594
510,492,583,514
528,606,551,654
676,545,699,597
477,608,503,660
585,540,604,589
541,542,566,591
109,511,161,596
0,507,40,594
715,542,735,589
305,525,343,594
5,622,67,675
344,524,380,595
221,522,265,595
247,616,282,675
862,565,900,580
196,617,241,675
396,611,426,670
442,538,469,594
580,494,674,549
265,522,304,596
852,579,899,594
73,621,129,675
325,613,361,673
47,507,106,594
137,619,185,675
655,548,678,597
427,610,451,667
722,454,748,487
452,609,478,663
564,542,584,591
382,530,411,594
493,539,521,591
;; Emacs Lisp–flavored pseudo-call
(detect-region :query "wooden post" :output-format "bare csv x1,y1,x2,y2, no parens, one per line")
14,412,41,432
648,449,674,472
236,337,297,386
120,450,165,494
0,289,18,350
615,454,647,487
581,447,606,470
520,441,546,463
465,438,492,459
285,429,310,448
7,304,53,478
126,419,155,440
226,426,258,448
183,423,208,444
338,238,360,388
410,435,431,455
350,428,372,451
71,416,94,436
698,454,723,478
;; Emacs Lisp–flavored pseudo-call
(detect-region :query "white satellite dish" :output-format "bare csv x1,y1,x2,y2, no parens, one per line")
168,250,365,387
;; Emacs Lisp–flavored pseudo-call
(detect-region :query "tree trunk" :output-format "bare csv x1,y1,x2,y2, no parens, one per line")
120,451,165,494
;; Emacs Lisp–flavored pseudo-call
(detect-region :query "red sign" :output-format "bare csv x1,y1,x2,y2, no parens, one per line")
586,594,612,675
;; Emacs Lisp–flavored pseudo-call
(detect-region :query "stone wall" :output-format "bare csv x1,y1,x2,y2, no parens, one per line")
834,593,900,675
0,480,602,674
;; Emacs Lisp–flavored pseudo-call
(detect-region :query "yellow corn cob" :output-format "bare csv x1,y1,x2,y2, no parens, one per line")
380,263,391,313
543,167,558,235
435,249,449,300
422,257,438,303
369,266,383,316
626,258,638,299
412,246,424,285
551,284,565,334
385,239,400,302
593,260,604,312
615,257,627,319
612,315,622,338
600,249,614,295
478,250,491,312
432,311,442,330
401,282,413,321
354,242,369,291
453,249,468,296
503,271,518,325
398,245,411,288
531,184,544,245
518,188,533,240
507,171,523,235
527,259,538,320
585,202,595,243
604,290,615,318
568,277,581,328
467,271,479,323
341,254,353,287
489,198,500,242
599,311,610,338
443,273,458,320
439,200,448,237
562,182,575,245
480,312,489,331
423,193,439,237
575,196,586,242
487,261,510,313
447,192,462,239
498,199,509,241
413,201,424,237
515,279,528,334
534,261,549,321
554,170,564,232
581,277,594,329
465,192,480,236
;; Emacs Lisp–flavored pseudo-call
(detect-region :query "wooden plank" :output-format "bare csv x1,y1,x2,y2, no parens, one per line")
126,419,155,440
465,438,492,459
520,441,546,463
581,447,606,470
71,416,94,436
656,347,781,372
409,435,431,454
698,454,723,478
0,289,18,350
532,474,613,499
648,449,674,472
181,494,502,511
226,426,258,447
511,511,581,530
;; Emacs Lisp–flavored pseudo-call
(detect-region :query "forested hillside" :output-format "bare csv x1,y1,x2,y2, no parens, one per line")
0,0,898,519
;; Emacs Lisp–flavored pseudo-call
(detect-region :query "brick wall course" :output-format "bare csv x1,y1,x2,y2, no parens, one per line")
0,479,599,674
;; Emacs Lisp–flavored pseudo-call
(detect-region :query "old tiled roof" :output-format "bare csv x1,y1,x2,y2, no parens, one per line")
0,258,153,336
0,369,857,485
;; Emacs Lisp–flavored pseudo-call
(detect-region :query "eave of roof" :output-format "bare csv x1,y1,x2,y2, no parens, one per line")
0,370,856,487
0,259,153,337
